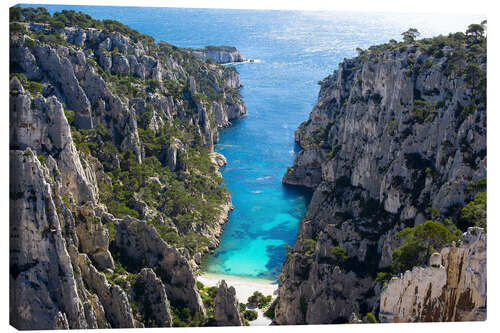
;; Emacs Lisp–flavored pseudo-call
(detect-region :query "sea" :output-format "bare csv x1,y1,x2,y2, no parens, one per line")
20,3,483,280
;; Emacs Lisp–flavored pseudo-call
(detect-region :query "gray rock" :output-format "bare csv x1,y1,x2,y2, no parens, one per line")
113,218,205,316
133,268,173,327
214,280,243,326
10,20,247,329
191,47,246,64
276,41,486,324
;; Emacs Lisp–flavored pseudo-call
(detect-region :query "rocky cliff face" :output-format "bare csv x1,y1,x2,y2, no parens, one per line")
213,280,244,326
190,46,246,64
379,227,486,322
10,8,246,329
275,32,486,324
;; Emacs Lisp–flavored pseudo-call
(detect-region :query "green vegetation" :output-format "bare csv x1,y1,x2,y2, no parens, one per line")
299,295,308,321
10,22,27,34
410,100,436,123
460,192,486,229
36,155,46,164
202,45,237,52
61,194,71,208
392,220,460,273
302,238,316,256
356,23,486,106
402,28,420,43
466,178,486,193
284,243,294,262
375,271,393,285
105,221,116,242
364,312,378,323
11,6,244,260
197,282,218,318
11,7,155,46
325,145,340,160
63,108,75,126
264,299,277,320
329,246,347,262
243,309,258,321
69,112,228,255
247,291,272,309
386,119,398,135
171,307,205,327
10,6,237,108
23,149,33,157
9,73,43,96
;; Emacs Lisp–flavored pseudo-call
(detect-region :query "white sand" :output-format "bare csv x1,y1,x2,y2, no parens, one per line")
197,272,279,326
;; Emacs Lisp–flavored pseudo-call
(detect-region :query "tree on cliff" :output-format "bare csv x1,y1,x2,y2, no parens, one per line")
392,220,459,273
460,192,486,230
466,23,485,41
402,28,420,43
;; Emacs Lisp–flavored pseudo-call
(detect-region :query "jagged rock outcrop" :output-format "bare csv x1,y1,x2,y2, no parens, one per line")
133,268,173,327
379,227,486,322
76,253,137,328
10,8,246,329
190,46,246,64
214,280,244,326
276,32,486,324
11,22,246,158
10,149,88,330
9,78,141,329
113,217,205,315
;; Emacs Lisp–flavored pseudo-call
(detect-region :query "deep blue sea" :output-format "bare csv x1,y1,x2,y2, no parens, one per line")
22,4,482,280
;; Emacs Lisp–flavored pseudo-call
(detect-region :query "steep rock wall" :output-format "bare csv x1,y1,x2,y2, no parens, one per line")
275,35,486,324
10,11,247,329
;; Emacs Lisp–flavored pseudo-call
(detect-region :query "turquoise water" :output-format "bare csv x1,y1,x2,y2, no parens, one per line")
28,4,482,279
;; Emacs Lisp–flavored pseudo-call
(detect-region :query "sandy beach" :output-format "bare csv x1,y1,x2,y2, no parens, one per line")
197,272,279,326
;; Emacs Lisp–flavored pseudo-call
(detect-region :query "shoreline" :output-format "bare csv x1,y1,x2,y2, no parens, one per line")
197,272,279,326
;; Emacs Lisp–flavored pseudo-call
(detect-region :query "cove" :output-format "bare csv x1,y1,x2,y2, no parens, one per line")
39,4,482,280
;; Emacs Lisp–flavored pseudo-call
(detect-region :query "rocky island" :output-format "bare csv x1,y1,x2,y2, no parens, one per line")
189,45,247,64
9,7,248,329
273,25,487,324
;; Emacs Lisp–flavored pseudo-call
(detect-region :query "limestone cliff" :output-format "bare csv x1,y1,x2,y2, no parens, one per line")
190,45,246,64
213,280,244,326
379,227,486,322
275,29,486,324
10,7,246,329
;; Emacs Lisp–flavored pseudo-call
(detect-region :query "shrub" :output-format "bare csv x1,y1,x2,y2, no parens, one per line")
411,100,436,123
460,192,486,229
248,291,270,308
364,312,378,323
9,73,43,96
423,58,434,69
10,22,27,34
392,220,459,273
64,109,75,125
299,295,308,320
375,271,393,285
426,207,441,220
302,238,316,256
243,310,258,321
147,79,161,91
105,221,116,242
329,246,347,262
36,155,46,164
264,299,277,320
